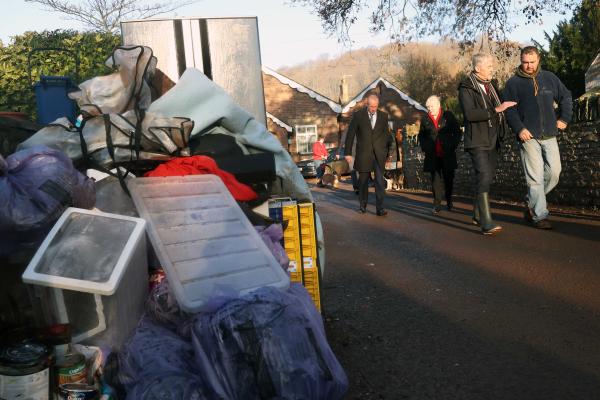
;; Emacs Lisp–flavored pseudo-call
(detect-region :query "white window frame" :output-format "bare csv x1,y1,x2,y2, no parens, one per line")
295,125,318,155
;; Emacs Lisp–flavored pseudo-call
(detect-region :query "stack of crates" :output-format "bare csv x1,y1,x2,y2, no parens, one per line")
268,199,322,311
298,203,321,312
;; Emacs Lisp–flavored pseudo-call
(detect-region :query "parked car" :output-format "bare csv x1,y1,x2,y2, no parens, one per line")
296,148,350,179
296,158,319,178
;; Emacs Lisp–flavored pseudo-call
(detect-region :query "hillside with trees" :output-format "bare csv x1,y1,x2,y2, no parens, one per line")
279,40,521,115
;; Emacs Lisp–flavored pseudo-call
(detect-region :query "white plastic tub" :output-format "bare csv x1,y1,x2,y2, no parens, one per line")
22,208,147,350
127,175,290,313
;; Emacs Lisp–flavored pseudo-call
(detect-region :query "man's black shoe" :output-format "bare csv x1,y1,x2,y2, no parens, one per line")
376,209,388,216
357,207,366,214
354,189,359,194
533,219,552,229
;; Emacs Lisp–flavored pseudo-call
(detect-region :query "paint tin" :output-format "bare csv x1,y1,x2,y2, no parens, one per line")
58,383,99,400
0,341,52,400
55,352,87,386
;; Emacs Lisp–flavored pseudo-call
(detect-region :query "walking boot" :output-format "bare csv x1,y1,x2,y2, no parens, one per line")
477,192,502,235
472,198,480,226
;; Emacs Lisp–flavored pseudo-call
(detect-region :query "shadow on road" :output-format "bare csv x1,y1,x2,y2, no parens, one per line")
314,182,600,242
318,195,600,399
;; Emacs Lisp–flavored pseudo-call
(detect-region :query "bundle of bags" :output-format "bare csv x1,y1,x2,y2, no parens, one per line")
119,283,348,400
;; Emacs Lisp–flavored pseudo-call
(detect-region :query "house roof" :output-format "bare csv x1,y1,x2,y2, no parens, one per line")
262,66,343,113
266,112,292,132
341,77,427,113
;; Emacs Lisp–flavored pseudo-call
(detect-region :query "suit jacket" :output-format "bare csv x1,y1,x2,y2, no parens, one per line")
418,110,461,172
344,108,392,172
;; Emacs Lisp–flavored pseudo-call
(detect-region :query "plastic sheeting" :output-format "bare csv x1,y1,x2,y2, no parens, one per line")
18,112,193,169
125,284,347,399
145,279,186,334
119,318,208,400
0,146,95,254
148,68,312,201
255,224,289,272
69,46,157,116
191,284,348,400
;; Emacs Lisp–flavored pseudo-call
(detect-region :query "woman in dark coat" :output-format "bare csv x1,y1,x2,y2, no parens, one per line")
418,95,461,213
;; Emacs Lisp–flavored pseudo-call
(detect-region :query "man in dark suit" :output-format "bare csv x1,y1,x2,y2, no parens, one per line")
344,93,392,216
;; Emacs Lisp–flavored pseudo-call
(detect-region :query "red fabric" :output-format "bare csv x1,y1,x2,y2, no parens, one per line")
435,137,444,157
144,156,258,202
312,141,328,160
428,108,442,130
429,109,443,157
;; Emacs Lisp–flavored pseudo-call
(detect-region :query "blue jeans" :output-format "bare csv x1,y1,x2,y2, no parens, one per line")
519,137,561,222
314,159,325,179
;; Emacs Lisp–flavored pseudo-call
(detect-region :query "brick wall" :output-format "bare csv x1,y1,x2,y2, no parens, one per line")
266,118,289,151
263,73,340,161
402,102,600,210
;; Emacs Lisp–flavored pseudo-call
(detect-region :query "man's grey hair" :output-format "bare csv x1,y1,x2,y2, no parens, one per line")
472,53,494,69
366,93,380,101
425,95,441,107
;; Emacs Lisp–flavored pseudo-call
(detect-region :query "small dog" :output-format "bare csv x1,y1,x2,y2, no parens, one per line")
384,168,404,191
321,173,338,188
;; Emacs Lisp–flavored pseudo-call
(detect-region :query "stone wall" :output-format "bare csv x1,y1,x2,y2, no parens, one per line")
402,102,600,210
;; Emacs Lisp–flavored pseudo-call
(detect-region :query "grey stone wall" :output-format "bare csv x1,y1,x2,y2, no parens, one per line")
402,102,600,210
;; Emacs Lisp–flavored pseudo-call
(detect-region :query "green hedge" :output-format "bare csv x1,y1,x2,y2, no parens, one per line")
0,30,120,118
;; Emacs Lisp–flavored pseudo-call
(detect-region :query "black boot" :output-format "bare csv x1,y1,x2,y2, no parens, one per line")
477,192,502,235
472,198,480,226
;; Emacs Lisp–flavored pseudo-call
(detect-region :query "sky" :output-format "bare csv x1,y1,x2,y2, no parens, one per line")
2,0,573,69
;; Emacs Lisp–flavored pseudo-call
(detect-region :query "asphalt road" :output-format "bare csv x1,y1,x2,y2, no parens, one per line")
315,180,600,400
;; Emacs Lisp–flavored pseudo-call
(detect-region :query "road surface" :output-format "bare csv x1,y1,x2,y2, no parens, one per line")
316,181,600,400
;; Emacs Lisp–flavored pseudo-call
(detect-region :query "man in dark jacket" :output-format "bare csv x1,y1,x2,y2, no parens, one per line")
503,46,572,230
344,93,392,216
419,95,461,213
458,53,516,235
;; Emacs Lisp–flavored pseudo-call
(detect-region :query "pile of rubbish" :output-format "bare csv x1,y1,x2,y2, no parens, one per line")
0,45,346,399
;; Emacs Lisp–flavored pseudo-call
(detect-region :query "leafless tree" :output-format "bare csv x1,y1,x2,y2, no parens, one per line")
292,0,576,45
25,0,199,33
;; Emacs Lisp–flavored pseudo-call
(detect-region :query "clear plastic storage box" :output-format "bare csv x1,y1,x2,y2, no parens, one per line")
127,175,290,313
22,208,147,350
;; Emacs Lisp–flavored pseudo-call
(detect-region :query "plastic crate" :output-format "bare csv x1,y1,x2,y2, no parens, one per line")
22,208,148,350
268,198,302,283
127,175,290,313
297,203,322,312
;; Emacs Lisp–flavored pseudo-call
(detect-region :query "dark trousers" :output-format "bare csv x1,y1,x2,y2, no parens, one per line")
431,159,455,206
350,170,359,190
468,148,498,194
358,160,386,210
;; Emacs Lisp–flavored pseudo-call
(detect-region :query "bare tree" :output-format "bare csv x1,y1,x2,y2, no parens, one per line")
292,0,576,45
25,0,199,34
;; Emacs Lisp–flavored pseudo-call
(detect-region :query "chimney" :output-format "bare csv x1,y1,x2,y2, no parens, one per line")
339,75,351,105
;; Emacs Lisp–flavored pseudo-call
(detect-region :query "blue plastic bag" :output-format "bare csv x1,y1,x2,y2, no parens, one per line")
0,145,95,254
191,284,348,400
119,318,208,400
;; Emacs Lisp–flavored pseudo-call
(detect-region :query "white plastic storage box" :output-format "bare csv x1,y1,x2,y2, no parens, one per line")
127,175,290,313
22,208,147,350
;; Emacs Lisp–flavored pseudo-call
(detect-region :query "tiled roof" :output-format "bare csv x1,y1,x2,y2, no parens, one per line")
341,77,427,113
266,112,292,132
262,66,343,113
